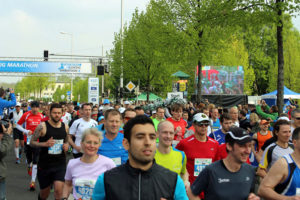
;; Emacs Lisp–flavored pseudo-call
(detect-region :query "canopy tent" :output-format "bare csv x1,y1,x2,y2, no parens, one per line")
261,86,300,106
134,92,162,101
171,71,190,79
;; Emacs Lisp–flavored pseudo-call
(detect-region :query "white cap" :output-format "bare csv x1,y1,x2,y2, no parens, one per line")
278,116,290,121
193,113,210,123
152,110,156,114
124,101,130,105
119,107,125,113
16,102,21,107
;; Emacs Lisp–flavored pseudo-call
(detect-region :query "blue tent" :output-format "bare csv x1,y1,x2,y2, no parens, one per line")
262,86,300,106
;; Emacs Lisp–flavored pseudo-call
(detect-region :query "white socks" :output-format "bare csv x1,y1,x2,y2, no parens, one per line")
31,164,37,182
14,147,19,159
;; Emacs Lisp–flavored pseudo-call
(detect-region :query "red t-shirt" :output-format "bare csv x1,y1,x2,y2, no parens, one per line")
166,117,187,140
17,111,44,142
175,135,220,184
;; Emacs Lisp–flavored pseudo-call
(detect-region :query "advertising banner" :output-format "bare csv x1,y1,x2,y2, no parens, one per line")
0,60,92,74
88,78,99,105
196,66,244,95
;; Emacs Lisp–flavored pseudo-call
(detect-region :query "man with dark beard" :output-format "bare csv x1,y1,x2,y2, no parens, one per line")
92,115,188,200
30,103,69,200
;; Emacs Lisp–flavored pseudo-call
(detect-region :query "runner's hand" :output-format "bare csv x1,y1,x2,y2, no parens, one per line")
28,130,33,135
62,143,69,152
247,193,260,200
46,137,55,147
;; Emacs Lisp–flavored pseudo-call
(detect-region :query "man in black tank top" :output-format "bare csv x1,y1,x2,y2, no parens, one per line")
30,103,69,200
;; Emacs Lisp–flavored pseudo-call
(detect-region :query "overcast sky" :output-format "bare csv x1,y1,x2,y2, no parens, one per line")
0,0,299,59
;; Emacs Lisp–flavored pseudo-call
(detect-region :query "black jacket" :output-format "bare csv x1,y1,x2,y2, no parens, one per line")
104,160,178,200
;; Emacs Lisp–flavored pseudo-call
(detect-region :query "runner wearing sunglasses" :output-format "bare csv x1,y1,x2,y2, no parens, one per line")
176,113,220,199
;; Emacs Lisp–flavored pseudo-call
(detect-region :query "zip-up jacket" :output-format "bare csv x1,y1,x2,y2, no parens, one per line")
0,93,16,117
0,134,13,178
92,160,188,200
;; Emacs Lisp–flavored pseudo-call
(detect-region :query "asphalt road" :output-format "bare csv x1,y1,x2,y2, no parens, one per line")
4,144,74,200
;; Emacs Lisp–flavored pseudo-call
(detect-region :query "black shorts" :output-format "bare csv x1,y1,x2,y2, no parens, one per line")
13,128,24,140
37,165,66,189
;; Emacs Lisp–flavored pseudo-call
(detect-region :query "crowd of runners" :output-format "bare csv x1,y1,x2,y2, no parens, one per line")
0,88,300,200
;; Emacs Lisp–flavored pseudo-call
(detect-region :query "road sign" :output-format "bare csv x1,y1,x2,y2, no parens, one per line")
88,78,99,105
67,91,71,95
126,81,136,92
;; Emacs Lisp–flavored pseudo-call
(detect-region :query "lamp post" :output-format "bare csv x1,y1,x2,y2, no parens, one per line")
120,0,124,104
60,31,74,101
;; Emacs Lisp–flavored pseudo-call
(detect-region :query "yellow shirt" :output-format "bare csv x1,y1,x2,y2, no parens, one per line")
155,147,187,175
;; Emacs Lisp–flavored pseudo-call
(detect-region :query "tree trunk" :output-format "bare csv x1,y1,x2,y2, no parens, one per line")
276,0,284,114
197,60,202,104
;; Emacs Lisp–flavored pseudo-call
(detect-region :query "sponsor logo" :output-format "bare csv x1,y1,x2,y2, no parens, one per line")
218,178,230,183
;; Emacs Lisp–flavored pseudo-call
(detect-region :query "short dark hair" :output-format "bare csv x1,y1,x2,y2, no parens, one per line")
271,105,278,113
50,103,63,113
171,104,182,112
291,109,300,118
104,109,121,120
292,127,300,141
30,101,40,108
156,106,164,112
0,88,5,97
81,103,91,110
239,110,247,117
273,120,291,140
220,113,231,123
123,115,154,143
134,106,143,111
123,108,135,118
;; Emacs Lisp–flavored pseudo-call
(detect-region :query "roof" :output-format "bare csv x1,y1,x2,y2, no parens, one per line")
171,71,190,78
262,86,300,99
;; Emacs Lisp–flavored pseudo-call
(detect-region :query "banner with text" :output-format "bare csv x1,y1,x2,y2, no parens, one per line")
0,61,92,74
88,78,99,105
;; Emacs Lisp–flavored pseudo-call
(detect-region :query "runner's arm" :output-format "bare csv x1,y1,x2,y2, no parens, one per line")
30,123,52,148
16,123,30,134
62,180,73,199
62,124,69,152
258,158,291,200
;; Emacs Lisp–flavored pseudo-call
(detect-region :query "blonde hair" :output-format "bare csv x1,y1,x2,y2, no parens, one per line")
250,113,259,123
81,128,103,144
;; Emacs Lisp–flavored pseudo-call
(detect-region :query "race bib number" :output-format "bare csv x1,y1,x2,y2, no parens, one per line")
27,135,32,145
74,179,96,200
194,158,212,176
48,139,63,155
111,157,121,166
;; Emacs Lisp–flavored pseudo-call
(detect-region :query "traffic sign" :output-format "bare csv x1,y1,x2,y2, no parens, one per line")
126,81,136,92
67,91,71,95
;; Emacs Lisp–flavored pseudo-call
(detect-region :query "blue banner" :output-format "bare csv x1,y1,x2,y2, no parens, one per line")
0,60,92,74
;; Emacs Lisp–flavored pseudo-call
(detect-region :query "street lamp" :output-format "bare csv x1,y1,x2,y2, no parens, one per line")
60,31,74,101
120,0,124,103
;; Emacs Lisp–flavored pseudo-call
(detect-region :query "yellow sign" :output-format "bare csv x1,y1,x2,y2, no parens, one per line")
126,81,136,92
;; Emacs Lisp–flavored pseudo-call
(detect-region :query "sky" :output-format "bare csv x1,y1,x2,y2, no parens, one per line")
0,0,299,83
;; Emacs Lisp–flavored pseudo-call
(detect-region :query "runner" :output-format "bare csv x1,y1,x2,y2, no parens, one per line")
167,103,187,141
30,103,69,200
187,127,259,200
176,112,219,199
61,128,115,200
97,109,128,166
209,113,232,144
9,102,24,164
92,115,188,199
155,121,188,186
258,127,300,199
16,101,44,191
69,103,98,158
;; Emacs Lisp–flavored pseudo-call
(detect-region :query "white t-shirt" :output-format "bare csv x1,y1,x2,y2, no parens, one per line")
69,118,98,153
65,155,116,200
62,112,71,126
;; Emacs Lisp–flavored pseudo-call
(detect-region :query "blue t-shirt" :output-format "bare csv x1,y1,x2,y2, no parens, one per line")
209,129,226,145
211,118,221,132
97,132,128,166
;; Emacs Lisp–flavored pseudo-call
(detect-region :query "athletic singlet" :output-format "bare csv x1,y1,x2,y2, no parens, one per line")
38,121,67,168
17,111,44,142
257,131,273,151
275,154,300,196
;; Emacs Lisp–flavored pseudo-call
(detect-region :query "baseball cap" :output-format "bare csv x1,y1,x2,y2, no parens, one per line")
193,113,210,123
225,127,252,145
103,99,110,104
278,116,290,122
98,116,104,121
260,119,269,125
16,102,21,107
124,101,130,105
119,107,125,113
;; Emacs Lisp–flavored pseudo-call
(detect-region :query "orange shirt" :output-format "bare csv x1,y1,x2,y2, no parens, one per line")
257,131,272,151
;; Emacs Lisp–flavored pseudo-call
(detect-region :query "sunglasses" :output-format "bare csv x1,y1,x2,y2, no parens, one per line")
295,117,300,120
195,122,210,127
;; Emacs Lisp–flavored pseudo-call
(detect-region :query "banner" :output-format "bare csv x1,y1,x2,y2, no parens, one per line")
0,60,92,74
196,66,244,95
88,78,99,105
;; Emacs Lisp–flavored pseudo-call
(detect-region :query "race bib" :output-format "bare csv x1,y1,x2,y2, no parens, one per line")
194,158,212,176
48,139,63,155
296,188,300,196
74,179,96,200
111,157,121,166
27,135,32,145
